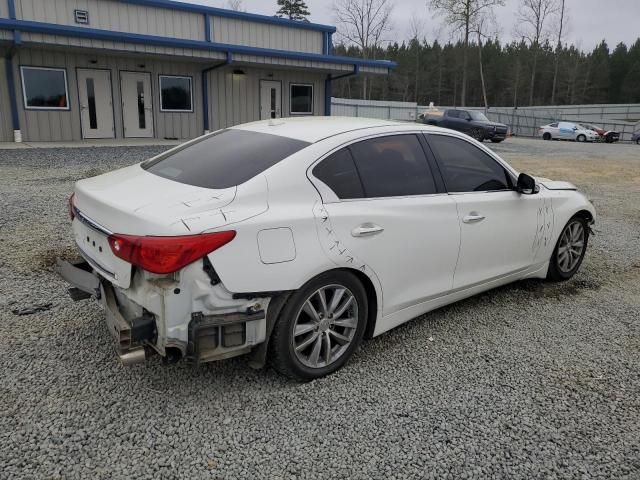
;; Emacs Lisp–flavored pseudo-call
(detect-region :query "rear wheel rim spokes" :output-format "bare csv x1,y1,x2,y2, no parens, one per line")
292,285,358,369
557,221,585,273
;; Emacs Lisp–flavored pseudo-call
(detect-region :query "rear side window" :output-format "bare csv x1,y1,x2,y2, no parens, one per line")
349,135,437,198
427,134,512,192
312,148,364,199
143,129,310,189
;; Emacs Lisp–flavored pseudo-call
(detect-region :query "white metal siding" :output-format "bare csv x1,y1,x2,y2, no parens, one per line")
14,48,205,142
211,16,324,54
15,0,205,40
207,68,325,131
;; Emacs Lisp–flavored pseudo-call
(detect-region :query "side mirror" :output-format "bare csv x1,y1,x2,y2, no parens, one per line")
517,173,538,195
466,117,472,121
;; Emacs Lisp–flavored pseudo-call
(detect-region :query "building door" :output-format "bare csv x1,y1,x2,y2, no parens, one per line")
77,69,115,139
260,80,281,120
120,72,154,138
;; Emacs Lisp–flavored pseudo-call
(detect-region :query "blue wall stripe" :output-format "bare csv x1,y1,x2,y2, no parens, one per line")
0,19,396,69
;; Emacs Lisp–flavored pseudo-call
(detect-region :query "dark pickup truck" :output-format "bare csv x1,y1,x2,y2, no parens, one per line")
418,109,508,143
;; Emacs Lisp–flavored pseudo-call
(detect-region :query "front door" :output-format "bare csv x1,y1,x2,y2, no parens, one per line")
260,80,281,120
120,72,154,138
77,69,114,139
425,133,542,289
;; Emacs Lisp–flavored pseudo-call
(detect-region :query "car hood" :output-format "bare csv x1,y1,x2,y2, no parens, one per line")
536,177,577,191
74,164,268,235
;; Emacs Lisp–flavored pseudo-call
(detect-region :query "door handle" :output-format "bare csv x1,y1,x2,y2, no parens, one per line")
351,223,384,237
463,213,485,223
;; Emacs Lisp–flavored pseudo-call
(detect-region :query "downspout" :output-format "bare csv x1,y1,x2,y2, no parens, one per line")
325,65,359,117
6,0,22,142
201,52,233,134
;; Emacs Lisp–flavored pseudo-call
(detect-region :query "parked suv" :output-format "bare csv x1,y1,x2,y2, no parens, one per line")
418,109,508,143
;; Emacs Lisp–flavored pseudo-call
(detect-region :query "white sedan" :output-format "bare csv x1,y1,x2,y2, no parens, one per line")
58,117,595,380
539,121,599,142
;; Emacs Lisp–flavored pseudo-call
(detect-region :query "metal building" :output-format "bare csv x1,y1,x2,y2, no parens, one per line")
0,0,394,143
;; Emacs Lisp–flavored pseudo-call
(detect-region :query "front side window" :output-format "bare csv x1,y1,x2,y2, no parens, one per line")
349,135,437,198
290,84,313,114
144,129,309,189
427,134,512,193
21,67,69,110
312,148,364,200
469,111,489,121
159,75,193,112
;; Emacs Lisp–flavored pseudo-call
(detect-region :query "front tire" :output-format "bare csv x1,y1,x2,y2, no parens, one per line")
269,271,368,381
491,138,504,143
547,216,589,281
577,134,586,142
470,128,485,142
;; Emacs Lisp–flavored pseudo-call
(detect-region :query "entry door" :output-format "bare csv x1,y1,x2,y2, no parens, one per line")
77,69,115,139
260,80,281,120
120,72,154,138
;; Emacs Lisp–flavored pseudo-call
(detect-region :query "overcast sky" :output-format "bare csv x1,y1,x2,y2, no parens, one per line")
186,0,640,51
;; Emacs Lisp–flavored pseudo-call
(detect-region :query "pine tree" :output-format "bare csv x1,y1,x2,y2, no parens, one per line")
276,0,311,22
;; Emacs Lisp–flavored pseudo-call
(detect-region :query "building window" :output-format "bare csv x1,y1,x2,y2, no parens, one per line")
159,75,193,112
290,83,313,115
20,67,69,110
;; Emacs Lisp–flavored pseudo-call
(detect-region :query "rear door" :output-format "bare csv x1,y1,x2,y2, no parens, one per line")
558,122,576,140
425,133,542,289
310,133,460,317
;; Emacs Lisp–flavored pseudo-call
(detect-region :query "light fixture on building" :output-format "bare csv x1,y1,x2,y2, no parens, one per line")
232,69,246,78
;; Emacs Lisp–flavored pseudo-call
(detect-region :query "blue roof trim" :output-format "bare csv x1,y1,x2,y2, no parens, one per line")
120,0,337,33
0,19,396,70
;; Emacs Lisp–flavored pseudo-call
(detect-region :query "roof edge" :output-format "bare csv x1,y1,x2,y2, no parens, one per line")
0,19,396,70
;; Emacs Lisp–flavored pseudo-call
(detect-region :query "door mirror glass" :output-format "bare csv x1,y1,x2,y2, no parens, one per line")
517,173,537,194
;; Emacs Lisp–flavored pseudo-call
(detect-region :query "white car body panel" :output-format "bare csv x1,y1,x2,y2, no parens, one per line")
61,117,596,365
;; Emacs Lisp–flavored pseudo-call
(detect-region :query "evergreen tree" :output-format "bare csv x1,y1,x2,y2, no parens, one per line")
275,0,310,22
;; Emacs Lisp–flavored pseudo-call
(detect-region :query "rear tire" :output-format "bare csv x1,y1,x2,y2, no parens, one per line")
577,134,586,142
490,139,504,143
543,132,552,141
547,216,589,282
269,271,368,381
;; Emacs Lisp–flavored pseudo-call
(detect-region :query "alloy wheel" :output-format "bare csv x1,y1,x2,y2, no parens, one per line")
557,220,585,273
292,284,359,369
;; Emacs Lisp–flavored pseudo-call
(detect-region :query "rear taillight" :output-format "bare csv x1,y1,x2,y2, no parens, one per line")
68,193,75,220
107,231,236,274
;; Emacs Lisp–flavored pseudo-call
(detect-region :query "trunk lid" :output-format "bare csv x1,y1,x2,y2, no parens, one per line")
73,164,268,288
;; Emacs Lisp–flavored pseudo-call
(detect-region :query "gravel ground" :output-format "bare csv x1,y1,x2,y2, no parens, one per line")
1,138,639,479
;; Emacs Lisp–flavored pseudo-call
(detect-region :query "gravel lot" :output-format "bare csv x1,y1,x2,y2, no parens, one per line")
1,138,639,479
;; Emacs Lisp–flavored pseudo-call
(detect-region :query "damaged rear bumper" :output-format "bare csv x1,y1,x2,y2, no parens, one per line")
56,258,270,366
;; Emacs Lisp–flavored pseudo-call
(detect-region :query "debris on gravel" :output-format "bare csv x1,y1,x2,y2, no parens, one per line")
1,139,639,479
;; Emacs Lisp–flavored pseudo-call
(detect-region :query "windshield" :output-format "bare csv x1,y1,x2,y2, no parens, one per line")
143,129,310,189
468,111,490,122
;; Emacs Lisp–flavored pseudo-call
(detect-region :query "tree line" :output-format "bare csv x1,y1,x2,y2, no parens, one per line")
332,37,640,107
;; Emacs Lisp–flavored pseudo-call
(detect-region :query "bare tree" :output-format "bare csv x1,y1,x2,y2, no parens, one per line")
333,0,394,99
226,0,244,11
550,0,568,104
516,0,557,106
428,0,505,107
409,16,426,103
472,13,496,109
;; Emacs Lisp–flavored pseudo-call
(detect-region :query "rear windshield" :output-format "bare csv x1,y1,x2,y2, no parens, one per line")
143,129,310,189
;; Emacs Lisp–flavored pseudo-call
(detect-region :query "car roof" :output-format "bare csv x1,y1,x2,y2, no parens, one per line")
231,116,415,143
231,116,464,143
